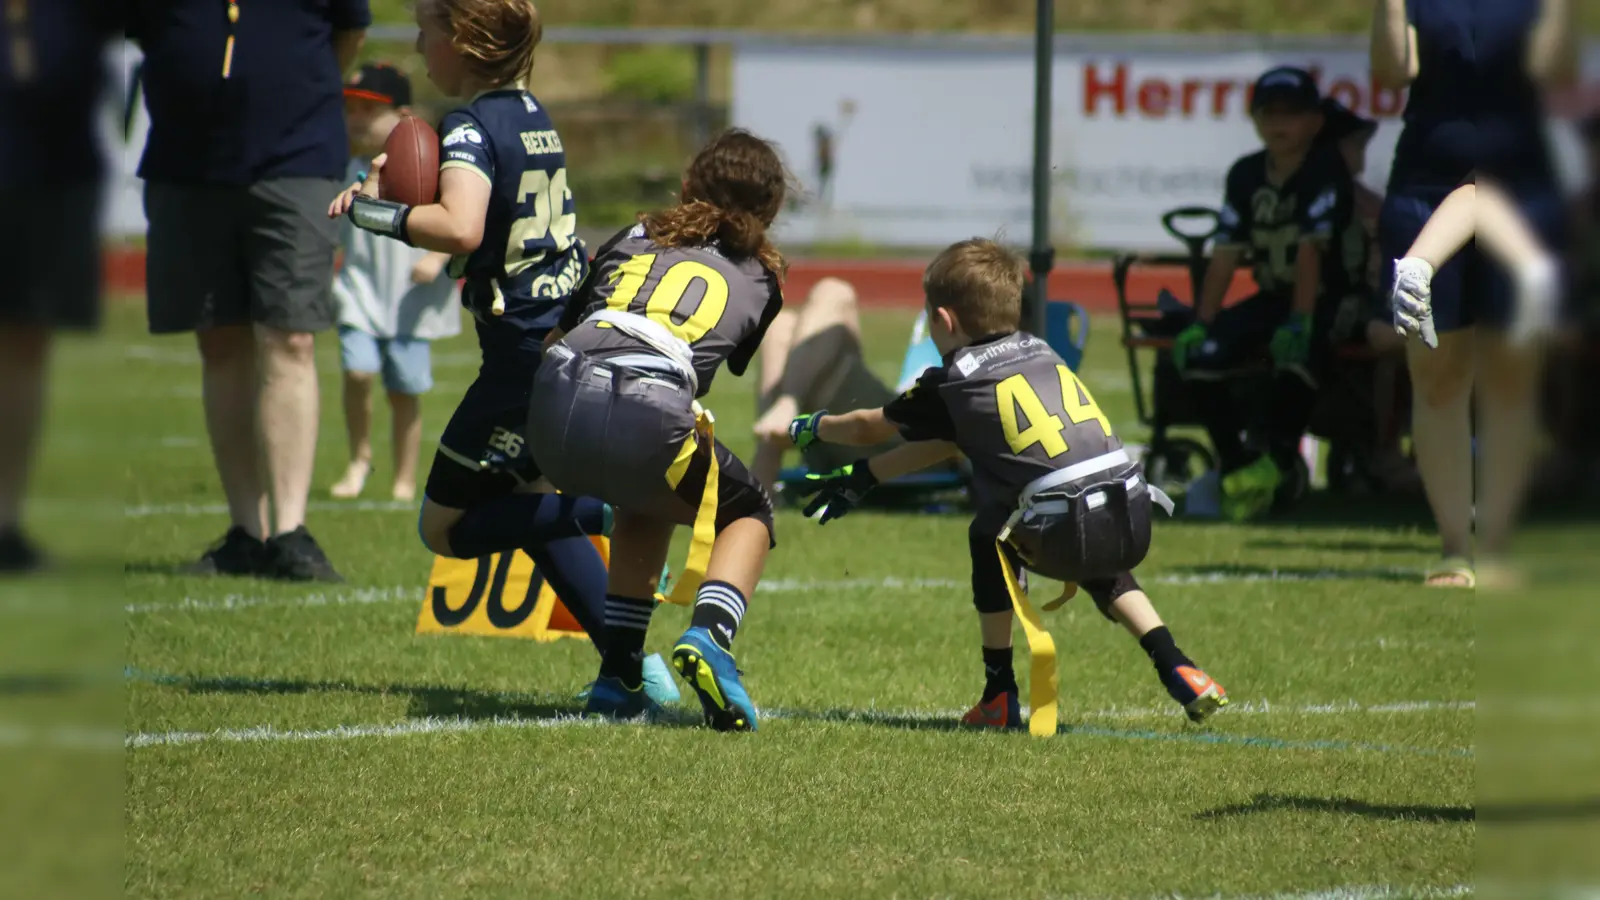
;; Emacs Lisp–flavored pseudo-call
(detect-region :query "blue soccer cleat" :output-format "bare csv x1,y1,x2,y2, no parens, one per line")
584,675,664,720
576,653,680,707
671,627,757,732
641,652,680,705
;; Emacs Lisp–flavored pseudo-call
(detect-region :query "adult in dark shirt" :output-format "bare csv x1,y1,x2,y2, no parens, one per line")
0,1,119,572
1371,0,1575,588
129,0,370,581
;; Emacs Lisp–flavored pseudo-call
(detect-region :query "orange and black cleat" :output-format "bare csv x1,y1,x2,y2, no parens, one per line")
961,691,1024,730
1163,665,1230,724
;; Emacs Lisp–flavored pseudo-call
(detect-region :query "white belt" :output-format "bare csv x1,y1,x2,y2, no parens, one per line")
999,448,1174,542
586,309,699,395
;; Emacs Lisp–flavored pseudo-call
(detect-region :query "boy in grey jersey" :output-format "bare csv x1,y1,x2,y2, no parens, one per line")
786,239,1229,731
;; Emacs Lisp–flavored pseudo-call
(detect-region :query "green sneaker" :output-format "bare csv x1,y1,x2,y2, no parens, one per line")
1221,456,1281,523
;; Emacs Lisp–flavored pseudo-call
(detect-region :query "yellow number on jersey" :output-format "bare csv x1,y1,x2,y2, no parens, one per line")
505,168,577,277
1057,365,1112,437
1252,223,1301,289
996,374,1069,458
649,261,729,344
600,254,730,345
994,366,1112,458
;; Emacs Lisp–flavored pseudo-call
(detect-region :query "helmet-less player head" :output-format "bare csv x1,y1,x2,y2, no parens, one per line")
414,0,541,98
1250,66,1325,158
921,237,1028,356
643,128,789,278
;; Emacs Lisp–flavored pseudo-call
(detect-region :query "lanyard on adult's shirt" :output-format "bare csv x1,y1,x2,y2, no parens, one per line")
5,0,32,82
222,0,240,78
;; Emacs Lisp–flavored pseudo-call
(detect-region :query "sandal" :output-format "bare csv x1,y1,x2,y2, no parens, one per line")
1423,556,1475,589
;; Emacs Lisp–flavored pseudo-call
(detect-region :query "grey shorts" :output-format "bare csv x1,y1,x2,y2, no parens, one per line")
144,178,342,334
0,182,102,331
528,343,775,541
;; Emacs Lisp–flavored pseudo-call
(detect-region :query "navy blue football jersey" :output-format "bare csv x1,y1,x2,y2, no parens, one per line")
438,88,587,366
0,0,119,187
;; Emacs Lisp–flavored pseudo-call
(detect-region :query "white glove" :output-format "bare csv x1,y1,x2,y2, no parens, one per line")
1390,257,1438,349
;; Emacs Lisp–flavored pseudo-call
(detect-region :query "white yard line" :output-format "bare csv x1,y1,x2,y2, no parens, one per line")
124,499,417,518
122,696,1473,751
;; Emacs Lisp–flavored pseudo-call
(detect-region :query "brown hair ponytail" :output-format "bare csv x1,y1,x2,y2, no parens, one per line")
641,129,788,278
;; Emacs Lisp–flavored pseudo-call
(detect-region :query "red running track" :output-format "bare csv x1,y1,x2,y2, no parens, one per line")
102,249,1259,313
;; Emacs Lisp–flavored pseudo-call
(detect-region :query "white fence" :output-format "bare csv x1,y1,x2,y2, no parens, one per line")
104,32,1600,251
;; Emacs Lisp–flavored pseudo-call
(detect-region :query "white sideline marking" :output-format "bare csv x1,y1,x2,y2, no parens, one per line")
124,499,416,518
125,586,414,615
127,714,603,748
123,697,1473,750
124,569,1428,616
1163,886,1472,900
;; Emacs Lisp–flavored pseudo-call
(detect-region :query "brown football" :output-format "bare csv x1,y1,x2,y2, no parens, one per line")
379,115,439,207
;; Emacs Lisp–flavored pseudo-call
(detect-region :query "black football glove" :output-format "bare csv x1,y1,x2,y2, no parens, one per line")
791,460,878,525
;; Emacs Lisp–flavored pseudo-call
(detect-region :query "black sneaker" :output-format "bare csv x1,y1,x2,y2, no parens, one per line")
182,527,266,577
263,526,343,583
0,528,45,575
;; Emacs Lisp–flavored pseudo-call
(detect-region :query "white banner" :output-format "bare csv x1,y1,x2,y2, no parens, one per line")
733,38,1600,251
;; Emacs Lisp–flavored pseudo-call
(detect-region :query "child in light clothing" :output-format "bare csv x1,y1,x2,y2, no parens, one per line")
332,63,462,501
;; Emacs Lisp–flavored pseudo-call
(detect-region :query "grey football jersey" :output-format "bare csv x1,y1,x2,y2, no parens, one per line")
884,332,1123,534
559,224,783,395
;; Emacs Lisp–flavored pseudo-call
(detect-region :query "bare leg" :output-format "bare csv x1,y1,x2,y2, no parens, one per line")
1474,330,1542,560
1365,323,1417,488
1473,180,1554,271
388,391,421,502
979,610,1012,649
759,277,866,422
702,517,770,599
1407,330,1477,582
331,370,374,499
751,309,799,488
0,326,49,532
1105,589,1164,639
197,325,267,539
752,278,872,486
606,511,675,601
256,325,320,536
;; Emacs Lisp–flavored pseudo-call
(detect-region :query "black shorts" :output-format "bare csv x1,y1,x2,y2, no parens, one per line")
0,183,101,331
673,436,776,547
969,524,1141,621
144,178,341,334
1183,291,1336,382
424,371,542,510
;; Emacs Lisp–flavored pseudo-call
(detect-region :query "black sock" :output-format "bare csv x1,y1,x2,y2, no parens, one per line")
1138,626,1192,673
446,493,609,559
599,593,655,686
689,580,746,651
981,646,1018,701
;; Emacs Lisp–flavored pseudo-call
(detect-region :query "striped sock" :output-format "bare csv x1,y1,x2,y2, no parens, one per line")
599,593,655,684
690,580,746,651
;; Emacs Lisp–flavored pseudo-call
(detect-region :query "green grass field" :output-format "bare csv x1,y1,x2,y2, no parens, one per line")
34,301,1493,897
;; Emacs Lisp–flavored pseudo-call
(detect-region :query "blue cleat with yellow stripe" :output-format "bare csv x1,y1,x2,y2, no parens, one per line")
583,675,665,720
671,627,757,732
